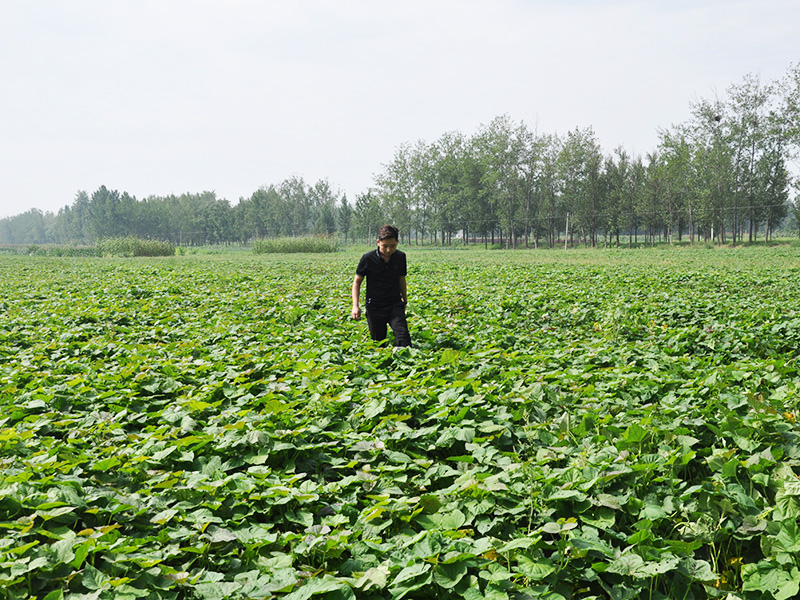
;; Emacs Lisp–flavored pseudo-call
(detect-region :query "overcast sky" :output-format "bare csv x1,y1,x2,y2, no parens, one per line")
1,0,797,219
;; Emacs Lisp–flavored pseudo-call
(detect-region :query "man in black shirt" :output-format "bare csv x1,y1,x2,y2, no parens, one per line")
351,225,412,347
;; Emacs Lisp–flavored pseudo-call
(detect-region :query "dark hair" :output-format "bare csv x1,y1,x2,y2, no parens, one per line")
377,224,399,241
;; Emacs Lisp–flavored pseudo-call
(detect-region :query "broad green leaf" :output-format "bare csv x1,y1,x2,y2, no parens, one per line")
433,561,468,589
82,563,110,591
193,581,243,600
392,562,431,586
419,494,442,514
389,561,432,600
281,576,345,600
151,508,179,525
743,561,800,600
776,520,800,553
433,509,466,530
363,398,386,419
515,555,555,581
92,456,121,471
624,423,648,443
355,565,389,591
484,583,509,600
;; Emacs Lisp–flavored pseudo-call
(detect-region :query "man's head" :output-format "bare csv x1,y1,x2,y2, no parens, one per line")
376,224,399,259
377,225,399,242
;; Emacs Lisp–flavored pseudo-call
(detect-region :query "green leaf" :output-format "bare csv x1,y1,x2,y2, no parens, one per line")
677,558,717,583
193,581,243,599
151,508,179,525
263,568,298,593
484,583,509,600
419,494,442,514
281,576,345,600
355,565,389,591
389,561,432,599
515,555,555,581
92,456,121,471
624,423,648,443
606,552,680,579
776,520,800,553
782,478,800,496
581,507,616,530
71,541,92,569
433,509,466,530
82,563,110,591
497,537,539,554
392,562,431,586
50,538,75,564
363,398,386,419
433,561,469,589
742,561,800,600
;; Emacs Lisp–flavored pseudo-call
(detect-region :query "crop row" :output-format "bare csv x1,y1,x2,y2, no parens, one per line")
1,249,800,599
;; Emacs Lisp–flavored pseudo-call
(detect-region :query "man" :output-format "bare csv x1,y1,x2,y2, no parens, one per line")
351,224,412,347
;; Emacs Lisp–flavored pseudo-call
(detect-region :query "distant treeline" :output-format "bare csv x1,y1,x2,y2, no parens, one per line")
0,179,356,247
3,64,800,248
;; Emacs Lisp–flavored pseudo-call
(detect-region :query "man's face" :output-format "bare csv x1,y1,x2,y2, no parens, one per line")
377,238,398,259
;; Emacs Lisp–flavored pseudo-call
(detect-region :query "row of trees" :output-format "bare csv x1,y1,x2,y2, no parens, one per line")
372,66,800,248
3,64,799,248
0,180,355,247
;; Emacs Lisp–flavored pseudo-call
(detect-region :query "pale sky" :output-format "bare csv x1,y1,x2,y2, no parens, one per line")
1,0,797,219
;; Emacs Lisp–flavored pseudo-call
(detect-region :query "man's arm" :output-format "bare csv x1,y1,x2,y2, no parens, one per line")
399,276,407,304
351,275,364,319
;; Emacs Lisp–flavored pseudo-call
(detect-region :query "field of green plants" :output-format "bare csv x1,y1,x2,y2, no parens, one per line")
2,246,800,600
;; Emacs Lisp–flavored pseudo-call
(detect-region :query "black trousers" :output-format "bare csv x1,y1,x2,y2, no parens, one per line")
366,302,412,347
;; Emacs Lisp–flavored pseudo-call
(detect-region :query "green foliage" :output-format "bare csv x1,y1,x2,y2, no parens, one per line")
1,246,800,599
252,236,339,254
97,236,176,257
0,244,99,257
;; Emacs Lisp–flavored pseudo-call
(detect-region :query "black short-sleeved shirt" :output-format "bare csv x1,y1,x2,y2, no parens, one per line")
356,248,407,308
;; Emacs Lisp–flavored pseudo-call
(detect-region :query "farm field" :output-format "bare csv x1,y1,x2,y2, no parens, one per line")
2,246,800,600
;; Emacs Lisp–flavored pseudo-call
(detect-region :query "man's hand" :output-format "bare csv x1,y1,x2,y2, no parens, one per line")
351,275,363,320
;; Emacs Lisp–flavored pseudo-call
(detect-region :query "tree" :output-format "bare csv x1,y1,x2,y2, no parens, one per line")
374,143,415,242
777,61,800,160
685,96,735,243
756,147,790,240
557,128,603,247
656,131,694,243
604,146,630,247
428,131,467,245
471,115,527,248
642,151,667,245
353,191,383,242
337,195,353,243
0,209,49,244
460,138,494,246
86,185,123,240
538,136,562,248
310,179,338,235
517,129,552,247
727,73,775,243
280,176,310,236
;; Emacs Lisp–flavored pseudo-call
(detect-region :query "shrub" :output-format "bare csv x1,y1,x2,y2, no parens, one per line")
97,236,175,257
38,245,99,257
252,236,339,254
0,244,100,256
